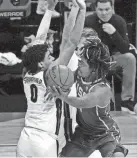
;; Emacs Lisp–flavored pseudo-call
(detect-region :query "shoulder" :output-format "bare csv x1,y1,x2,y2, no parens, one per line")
112,14,127,25
86,12,96,19
91,82,112,107
91,82,111,94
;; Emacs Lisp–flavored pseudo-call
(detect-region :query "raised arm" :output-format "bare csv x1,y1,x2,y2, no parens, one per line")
69,0,86,46
35,0,58,42
60,0,79,53
56,0,86,66
21,0,58,52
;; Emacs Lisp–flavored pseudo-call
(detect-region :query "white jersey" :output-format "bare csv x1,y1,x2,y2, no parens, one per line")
23,71,57,138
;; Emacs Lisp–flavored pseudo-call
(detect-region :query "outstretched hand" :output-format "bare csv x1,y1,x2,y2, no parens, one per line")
24,35,35,44
47,0,58,11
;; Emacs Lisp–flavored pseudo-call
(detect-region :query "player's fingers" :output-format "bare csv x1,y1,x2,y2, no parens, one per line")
24,35,35,43
52,86,60,95
57,86,63,95
24,37,31,44
48,86,58,98
72,0,78,7
63,88,71,96
47,86,53,93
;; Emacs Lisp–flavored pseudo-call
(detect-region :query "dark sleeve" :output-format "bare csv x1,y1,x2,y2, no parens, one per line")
110,16,129,54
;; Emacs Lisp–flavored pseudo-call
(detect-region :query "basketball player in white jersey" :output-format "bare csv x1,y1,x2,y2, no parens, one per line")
16,0,86,157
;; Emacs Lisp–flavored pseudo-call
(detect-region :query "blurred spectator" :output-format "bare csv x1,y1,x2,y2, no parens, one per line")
85,0,136,114
0,19,24,57
0,52,22,66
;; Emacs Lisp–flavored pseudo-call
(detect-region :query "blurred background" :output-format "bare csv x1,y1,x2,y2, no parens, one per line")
0,0,136,112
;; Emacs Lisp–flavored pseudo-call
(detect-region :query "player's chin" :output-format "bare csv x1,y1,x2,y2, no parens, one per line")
78,69,85,78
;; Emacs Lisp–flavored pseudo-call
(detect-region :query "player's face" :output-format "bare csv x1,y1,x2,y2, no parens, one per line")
42,50,55,71
96,2,113,22
76,37,93,78
78,57,92,78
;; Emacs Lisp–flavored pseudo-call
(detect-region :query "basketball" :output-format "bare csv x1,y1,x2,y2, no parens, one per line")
46,65,74,91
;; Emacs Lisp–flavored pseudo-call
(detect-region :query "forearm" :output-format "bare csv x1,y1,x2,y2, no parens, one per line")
58,8,86,65
60,95,97,109
36,9,53,41
70,8,86,46
56,40,76,66
59,86,112,108
60,6,79,52
61,96,85,108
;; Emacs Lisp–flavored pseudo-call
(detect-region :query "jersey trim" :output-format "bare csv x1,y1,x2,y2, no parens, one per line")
55,99,62,155
81,77,103,85
64,102,73,142
96,103,109,108
55,99,62,136
96,106,109,130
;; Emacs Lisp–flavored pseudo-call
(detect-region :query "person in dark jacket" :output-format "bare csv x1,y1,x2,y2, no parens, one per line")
85,0,136,114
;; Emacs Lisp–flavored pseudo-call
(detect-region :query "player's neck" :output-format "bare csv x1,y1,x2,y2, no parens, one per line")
31,68,42,75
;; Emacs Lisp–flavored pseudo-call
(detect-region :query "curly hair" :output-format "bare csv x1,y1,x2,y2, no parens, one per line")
22,43,49,73
80,36,111,81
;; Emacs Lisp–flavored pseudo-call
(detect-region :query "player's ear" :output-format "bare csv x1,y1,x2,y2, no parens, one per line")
38,61,44,69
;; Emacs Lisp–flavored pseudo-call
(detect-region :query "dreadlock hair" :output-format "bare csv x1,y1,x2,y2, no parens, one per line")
82,37,111,82
22,43,48,74
81,27,98,39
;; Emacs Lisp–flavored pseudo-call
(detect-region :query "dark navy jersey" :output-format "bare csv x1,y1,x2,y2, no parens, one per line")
75,72,120,138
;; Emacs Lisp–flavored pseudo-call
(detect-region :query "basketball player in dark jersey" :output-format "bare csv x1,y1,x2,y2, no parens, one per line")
49,29,128,157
